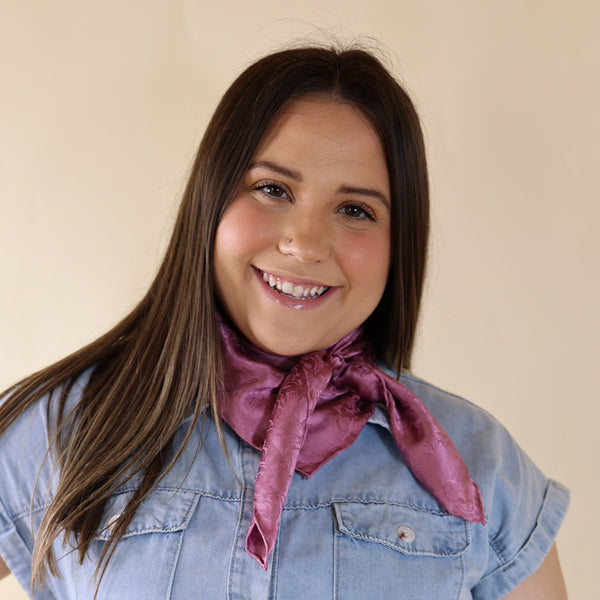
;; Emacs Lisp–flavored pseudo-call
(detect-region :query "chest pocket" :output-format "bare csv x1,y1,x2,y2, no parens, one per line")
69,488,199,600
95,488,198,541
333,502,471,600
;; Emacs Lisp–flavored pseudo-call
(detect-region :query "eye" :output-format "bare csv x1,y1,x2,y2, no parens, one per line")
254,182,290,200
338,203,376,221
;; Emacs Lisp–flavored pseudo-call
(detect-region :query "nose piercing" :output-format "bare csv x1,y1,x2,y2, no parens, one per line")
285,237,292,244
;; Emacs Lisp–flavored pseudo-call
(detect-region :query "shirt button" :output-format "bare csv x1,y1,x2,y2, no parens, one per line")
396,524,416,543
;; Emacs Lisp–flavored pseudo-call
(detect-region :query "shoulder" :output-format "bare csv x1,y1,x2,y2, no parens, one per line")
0,370,91,518
398,370,501,437
395,370,569,508
375,369,522,483
394,371,538,480
0,370,92,589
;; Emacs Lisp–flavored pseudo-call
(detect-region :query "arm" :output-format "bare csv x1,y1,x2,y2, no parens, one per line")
503,544,567,599
0,555,10,579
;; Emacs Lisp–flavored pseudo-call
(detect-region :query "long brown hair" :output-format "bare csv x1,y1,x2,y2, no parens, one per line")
0,45,429,588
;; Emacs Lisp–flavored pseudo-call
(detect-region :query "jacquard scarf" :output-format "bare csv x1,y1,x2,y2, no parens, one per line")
217,318,485,570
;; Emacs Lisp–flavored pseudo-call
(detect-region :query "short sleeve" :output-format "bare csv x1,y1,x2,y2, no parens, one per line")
0,495,35,593
471,427,570,600
0,393,58,598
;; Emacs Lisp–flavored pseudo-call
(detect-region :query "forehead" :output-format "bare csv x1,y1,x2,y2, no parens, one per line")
252,97,389,189
258,95,381,149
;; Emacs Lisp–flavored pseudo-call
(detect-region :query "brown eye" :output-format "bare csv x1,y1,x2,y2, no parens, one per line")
339,203,376,221
257,184,288,199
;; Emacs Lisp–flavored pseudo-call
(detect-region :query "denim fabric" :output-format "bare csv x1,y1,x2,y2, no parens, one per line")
0,371,569,599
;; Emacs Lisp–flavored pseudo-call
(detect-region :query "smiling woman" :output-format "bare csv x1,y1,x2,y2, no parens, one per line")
214,97,391,356
0,46,568,599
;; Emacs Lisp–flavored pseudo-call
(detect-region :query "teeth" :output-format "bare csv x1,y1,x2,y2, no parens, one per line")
261,270,328,299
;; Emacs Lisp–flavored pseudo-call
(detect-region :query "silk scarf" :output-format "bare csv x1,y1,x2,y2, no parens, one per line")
217,318,485,569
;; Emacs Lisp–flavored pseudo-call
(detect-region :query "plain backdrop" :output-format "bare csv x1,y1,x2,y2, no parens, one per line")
1,1,598,598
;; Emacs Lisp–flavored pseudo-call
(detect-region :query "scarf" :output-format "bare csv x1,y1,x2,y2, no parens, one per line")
217,319,485,569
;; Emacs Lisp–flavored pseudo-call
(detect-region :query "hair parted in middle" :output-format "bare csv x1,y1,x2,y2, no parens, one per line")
185,45,430,370
0,45,430,588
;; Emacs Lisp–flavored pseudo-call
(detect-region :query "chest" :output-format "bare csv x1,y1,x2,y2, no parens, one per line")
47,422,481,600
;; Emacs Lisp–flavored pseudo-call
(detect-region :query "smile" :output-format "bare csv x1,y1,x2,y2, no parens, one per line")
259,269,331,299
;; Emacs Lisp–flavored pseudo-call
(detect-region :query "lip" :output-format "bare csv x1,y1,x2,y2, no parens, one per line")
253,267,336,310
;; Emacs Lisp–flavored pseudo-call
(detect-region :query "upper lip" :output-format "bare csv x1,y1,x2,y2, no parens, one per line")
254,267,334,289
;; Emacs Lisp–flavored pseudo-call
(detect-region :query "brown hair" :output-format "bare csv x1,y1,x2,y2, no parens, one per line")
0,45,429,589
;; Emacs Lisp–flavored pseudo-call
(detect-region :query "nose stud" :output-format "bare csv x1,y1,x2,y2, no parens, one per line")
278,233,327,262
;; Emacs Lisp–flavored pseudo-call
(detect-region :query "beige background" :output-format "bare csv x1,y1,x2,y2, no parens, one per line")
1,1,597,598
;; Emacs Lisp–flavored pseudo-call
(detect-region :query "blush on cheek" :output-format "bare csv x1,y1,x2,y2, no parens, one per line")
343,239,390,275
217,216,255,255
219,200,278,248
216,226,243,256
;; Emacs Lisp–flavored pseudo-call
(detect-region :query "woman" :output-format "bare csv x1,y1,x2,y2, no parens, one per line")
0,46,569,598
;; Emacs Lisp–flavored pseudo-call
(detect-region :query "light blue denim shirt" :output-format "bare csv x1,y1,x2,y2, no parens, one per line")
0,370,569,599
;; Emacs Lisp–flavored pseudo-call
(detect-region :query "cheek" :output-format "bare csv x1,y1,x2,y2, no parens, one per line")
216,199,278,257
341,232,391,293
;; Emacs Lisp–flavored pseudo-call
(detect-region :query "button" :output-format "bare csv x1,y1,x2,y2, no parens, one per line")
396,524,416,543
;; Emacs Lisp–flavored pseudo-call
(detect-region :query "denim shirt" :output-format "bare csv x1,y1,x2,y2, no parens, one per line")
0,371,569,600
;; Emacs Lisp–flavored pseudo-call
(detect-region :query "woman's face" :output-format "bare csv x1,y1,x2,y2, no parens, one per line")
214,97,391,356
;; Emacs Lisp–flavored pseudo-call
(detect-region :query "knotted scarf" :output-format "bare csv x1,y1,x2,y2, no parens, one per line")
217,318,485,569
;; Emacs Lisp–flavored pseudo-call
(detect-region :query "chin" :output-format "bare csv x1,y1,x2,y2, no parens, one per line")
250,331,328,357
257,340,318,358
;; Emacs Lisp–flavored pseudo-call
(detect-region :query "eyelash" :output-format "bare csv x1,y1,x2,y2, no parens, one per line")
251,181,377,222
253,181,290,200
338,202,376,222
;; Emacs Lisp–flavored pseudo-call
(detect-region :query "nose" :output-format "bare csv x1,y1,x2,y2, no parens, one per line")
277,213,332,263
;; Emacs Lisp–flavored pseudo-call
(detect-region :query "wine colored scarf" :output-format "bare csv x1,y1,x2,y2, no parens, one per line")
217,319,485,569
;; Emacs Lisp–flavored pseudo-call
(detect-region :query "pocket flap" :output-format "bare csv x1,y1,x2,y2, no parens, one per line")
333,501,470,557
95,488,198,541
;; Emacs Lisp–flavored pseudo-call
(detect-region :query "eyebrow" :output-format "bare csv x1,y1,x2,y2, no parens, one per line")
248,160,390,209
248,160,303,182
337,185,390,210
